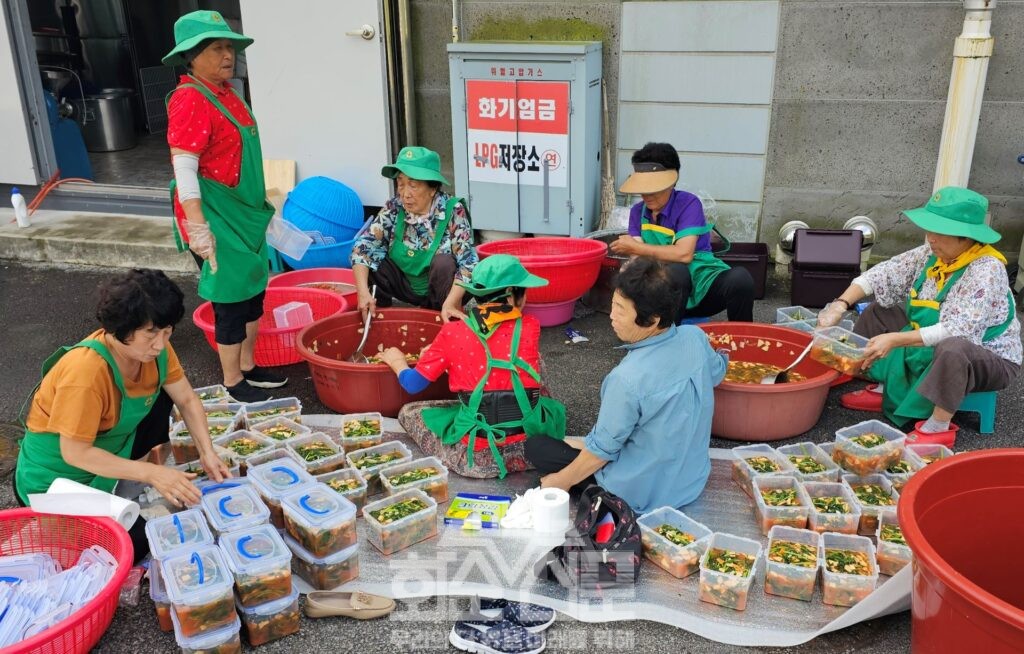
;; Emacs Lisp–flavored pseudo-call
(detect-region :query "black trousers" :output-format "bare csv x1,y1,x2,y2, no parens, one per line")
668,263,755,323
370,254,459,310
13,389,174,564
523,436,598,495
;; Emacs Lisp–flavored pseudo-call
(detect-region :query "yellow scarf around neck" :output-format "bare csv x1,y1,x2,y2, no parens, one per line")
471,300,522,335
926,243,1006,292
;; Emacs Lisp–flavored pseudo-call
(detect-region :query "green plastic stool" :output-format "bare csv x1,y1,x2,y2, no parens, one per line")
958,391,996,434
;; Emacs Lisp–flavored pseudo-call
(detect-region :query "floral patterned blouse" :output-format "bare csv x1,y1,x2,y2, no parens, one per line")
858,244,1022,364
350,191,478,282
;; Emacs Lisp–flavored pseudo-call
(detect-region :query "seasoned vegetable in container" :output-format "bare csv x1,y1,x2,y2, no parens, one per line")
764,526,819,602
875,512,912,576
340,412,385,450
248,459,316,529
364,488,438,555
346,441,413,496
316,468,368,514
775,306,818,324
833,419,906,475
637,507,712,579
251,416,310,445
149,559,173,632
380,456,450,503
286,432,348,476
236,587,300,646
146,509,214,561
698,532,762,611
803,481,862,534
281,483,357,558
810,327,869,375
775,442,840,483
730,444,795,498
213,430,278,475
752,475,812,534
284,535,359,590
884,452,923,492
200,485,271,536
842,473,899,536
219,524,292,608
160,544,238,638
821,532,878,607
243,446,300,476
244,397,303,425
194,384,233,405
170,418,236,464
170,611,241,654
907,443,955,466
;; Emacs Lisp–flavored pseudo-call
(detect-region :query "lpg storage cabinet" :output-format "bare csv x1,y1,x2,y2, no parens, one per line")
448,42,602,237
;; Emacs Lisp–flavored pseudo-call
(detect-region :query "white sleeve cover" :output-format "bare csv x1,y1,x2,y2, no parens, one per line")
172,153,201,202
919,323,950,347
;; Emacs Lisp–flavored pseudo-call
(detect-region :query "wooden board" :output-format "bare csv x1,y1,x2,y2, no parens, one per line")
263,159,296,194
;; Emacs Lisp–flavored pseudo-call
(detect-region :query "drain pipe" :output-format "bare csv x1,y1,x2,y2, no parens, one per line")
398,0,417,146
452,0,461,42
933,0,995,190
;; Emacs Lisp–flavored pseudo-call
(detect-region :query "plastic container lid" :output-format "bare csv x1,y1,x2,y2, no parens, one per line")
160,544,234,607
0,554,55,584
218,524,291,577
145,509,215,560
149,558,167,603
282,533,358,566
248,458,316,501
793,229,863,268
170,610,240,652
235,585,299,618
280,483,356,532
200,485,271,534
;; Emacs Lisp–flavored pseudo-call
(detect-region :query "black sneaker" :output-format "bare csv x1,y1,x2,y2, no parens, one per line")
241,366,288,389
225,381,271,403
449,620,544,654
477,598,555,633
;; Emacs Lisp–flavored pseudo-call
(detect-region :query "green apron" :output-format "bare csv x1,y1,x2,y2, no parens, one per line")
420,316,566,478
168,77,275,303
639,212,730,309
388,197,464,297
15,338,168,504
867,256,1016,424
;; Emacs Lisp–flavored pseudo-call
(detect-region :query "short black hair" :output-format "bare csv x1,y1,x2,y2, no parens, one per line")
477,287,527,305
96,269,185,343
614,257,681,328
427,180,443,191
184,38,215,67
631,142,680,172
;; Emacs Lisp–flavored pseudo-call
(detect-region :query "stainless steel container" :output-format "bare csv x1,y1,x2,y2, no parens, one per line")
79,88,137,152
581,228,628,314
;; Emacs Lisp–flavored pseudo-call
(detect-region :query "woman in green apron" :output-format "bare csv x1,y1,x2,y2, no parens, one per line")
350,146,479,323
380,255,566,479
818,187,1021,447
612,142,754,322
14,269,231,562
165,10,285,404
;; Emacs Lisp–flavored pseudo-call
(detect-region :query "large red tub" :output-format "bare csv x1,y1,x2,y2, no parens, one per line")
900,448,1024,653
476,237,607,304
698,322,839,441
267,267,358,309
296,308,455,417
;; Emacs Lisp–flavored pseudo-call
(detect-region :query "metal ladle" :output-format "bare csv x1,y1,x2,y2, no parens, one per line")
760,339,815,384
348,285,377,364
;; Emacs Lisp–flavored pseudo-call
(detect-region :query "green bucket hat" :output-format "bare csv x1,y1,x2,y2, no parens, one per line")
457,254,549,296
381,146,450,186
903,186,1001,244
162,10,253,66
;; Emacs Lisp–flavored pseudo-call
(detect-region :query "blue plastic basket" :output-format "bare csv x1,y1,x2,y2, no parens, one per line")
281,237,356,270
283,176,365,243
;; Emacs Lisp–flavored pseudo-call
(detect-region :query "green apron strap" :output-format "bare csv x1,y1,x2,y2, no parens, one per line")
388,197,462,297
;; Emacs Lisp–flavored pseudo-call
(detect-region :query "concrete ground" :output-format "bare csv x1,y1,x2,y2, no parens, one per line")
3,258,1020,652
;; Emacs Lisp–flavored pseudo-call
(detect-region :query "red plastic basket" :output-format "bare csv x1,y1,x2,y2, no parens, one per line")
0,508,133,654
193,287,348,367
476,237,608,304
266,267,359,309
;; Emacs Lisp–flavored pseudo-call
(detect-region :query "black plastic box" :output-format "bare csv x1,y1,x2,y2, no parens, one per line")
719,242,769,300
790,229,862,307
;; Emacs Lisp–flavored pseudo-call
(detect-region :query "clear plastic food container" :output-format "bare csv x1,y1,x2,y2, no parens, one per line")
339,412,385,450
782,318,854,335
380,456,449,503
170,612,241,654
200,485,271,536
149,560,173,632
346,441,413,496
803,481,862,534
235,587,300,646
637,507,712,579
170,418,235,464
243,446,300,476
250,416,310,445
244,397,303,426
248,458,316,529
213,430,277,475
173,458,240,489
883,450,924,492
764,525,820,602
363,488,438,555
146,509,214,560
810,327,870,375
821,532,878,607
316,468,368,514
817,442,853,474
730,444,795,498
752,475,812,534
286,432,348,476
194,384,233,405
775,442,841,483
833,419,906,475
698,532,762,611
173,402,245,427
875,511,912,576
281,483,357,558
907,443,955,467
160,544,237,638
219,524,292,608
776,306,818,324
284,535,359,590
842,473,900,536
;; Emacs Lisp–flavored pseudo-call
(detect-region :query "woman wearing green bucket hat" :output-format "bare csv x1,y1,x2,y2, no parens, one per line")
350,146,479,322
378,254,567,479
817,186,1021,446
165,10,286,403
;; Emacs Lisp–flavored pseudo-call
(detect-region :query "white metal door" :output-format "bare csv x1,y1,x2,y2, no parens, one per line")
241,0,391,206
0,2,44,185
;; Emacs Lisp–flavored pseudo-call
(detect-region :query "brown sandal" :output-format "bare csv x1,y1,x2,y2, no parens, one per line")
304,590,396,619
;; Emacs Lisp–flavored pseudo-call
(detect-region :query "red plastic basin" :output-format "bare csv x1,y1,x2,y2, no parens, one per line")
267,267,359,308
698,322,839,441
900,449,1024,653
296,308,455,417
476,237,607,304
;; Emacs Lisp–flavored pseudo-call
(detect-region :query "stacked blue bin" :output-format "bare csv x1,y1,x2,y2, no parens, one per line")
281,176,366,270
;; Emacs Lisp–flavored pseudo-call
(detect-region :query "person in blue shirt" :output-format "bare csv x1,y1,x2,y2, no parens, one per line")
524,257,727,513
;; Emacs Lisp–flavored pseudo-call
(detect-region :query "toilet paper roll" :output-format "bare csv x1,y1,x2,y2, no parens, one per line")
529,487,571,533
28,478,140,531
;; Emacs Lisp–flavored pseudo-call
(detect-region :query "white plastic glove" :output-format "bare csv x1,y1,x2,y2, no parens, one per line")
186,221,218,273
817,302,846,328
